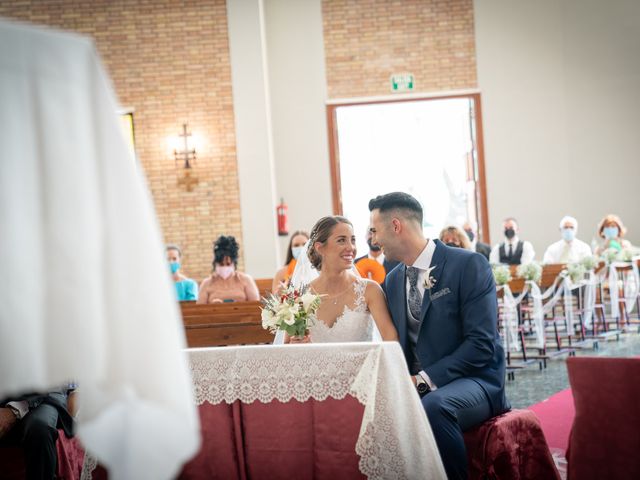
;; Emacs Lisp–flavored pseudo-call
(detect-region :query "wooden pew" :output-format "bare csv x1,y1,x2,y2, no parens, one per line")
180,301,274,348
506,263,567,292
255,277,273,297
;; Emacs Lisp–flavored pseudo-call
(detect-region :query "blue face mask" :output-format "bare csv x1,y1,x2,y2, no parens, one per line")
169,261,180,274
291,246,305,260
561,228,575,242
603,226,619,239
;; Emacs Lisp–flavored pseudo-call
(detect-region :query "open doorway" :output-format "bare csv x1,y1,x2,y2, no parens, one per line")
327,93,489,255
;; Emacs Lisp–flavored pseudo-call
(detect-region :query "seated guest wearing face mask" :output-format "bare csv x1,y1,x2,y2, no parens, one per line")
166,244,198,301
594,214,632,255
439,225,473,250
489,217,535,265
354,230,400,274
272,230,309,293
463,220,491,260
542,216,592,264
197,235,260,303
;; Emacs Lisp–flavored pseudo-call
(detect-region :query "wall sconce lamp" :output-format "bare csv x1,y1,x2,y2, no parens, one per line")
173,123,197,169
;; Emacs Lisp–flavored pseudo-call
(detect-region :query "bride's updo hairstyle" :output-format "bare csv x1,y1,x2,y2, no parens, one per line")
308,215,352,270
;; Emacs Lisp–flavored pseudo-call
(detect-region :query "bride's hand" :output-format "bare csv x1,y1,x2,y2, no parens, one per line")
289,335,311,344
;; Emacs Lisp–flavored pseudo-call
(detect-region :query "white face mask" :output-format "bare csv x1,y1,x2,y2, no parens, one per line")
291,246,305,260
216,265,234,279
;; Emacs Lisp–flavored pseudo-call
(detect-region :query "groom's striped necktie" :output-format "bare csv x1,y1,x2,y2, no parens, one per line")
407,266,423,320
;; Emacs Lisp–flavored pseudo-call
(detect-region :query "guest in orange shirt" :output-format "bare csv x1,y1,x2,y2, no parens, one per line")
197,236,260,303
271,230,309,293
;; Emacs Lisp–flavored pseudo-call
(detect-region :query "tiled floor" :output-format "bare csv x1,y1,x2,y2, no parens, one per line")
505,330,640,408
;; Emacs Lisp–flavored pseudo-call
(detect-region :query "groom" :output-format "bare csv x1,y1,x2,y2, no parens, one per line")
369,192,509,480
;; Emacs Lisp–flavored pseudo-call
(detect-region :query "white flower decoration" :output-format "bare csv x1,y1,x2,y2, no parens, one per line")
300,292,317,311
423,265,437,290
261,309,276,328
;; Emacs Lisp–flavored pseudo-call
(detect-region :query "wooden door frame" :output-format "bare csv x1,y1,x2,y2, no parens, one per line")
325,92,491,245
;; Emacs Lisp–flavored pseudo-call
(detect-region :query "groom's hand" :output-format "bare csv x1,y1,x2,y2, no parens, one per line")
410,375,417,386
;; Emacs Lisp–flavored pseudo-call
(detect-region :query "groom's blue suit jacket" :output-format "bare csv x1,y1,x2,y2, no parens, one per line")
384,239,508,416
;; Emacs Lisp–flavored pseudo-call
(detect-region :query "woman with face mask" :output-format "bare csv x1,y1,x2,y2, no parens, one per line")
166,245,198,301
594,214,632,256
271,230,309,293
197,235,260,303
438,225,472,250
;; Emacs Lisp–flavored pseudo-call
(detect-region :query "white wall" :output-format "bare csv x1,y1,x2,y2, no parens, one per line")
226,0,281,277
475,0,640,257
263,0,333,260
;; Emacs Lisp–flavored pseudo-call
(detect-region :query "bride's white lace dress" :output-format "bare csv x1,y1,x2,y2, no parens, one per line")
308,277,375,342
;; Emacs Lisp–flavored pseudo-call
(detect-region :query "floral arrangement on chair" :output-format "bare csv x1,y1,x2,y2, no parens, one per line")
516,262,542,283
492,265,512,286
565,262,586,284
581,255,598,271
620,247,640,262
261,284,322,340
601,248,621,265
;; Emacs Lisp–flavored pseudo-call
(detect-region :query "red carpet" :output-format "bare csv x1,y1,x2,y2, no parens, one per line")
528,388,575,454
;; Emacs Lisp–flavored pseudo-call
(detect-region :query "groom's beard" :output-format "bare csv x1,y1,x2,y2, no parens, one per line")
367,240,382,252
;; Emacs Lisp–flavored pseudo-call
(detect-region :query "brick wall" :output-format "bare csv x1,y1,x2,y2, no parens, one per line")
0,0,242,283
322,0,477,98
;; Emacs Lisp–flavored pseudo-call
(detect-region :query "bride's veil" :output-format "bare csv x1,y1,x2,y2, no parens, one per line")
289,239,319,289
273,240,317,344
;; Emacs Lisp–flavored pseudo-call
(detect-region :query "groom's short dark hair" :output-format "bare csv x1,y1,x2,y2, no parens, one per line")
368,192,423,226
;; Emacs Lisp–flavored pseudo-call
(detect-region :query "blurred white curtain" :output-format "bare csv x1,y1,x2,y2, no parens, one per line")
0,18,199,479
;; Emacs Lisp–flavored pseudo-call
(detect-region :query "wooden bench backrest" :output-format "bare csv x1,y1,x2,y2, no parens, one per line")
180,301,274,347
255,278,273,297
185,322,273,348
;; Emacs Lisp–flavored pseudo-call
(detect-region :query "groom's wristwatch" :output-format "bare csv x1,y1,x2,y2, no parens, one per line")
415,375,431,396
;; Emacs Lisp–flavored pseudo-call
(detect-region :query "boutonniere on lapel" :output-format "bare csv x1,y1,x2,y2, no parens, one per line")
423,266,437,290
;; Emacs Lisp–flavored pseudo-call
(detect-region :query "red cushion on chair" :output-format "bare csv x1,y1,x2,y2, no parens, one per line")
463,409,560,480
566,357,640,480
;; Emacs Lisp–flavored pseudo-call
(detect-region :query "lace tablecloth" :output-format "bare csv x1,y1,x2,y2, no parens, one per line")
188,342,446,479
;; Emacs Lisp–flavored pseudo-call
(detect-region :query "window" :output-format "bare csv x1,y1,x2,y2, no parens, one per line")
327,93,489,253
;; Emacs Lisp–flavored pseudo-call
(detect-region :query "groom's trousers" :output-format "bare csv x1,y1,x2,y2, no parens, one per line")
421,377,493,480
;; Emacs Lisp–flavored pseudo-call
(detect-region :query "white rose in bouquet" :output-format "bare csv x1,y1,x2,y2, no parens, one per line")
300,292,319,312
261,308,276,329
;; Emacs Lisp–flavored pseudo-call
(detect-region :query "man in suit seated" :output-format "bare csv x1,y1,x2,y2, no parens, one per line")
369,192,510,480
0,388,76,480
489,217,535,265
463,220,491,260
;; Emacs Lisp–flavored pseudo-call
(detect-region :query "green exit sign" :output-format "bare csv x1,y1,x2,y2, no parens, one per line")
390,73,414,92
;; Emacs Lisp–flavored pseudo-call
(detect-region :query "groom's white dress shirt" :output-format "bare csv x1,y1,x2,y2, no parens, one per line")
406,239,438,390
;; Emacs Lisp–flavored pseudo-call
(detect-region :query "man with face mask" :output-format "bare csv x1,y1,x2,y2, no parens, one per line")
542,216,592,264
489,217,535,265
355,230,400,277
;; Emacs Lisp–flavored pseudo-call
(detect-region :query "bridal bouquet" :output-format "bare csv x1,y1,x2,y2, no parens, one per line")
261,284,322,339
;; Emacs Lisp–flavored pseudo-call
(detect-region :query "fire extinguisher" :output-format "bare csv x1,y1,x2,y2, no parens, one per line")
277,198,289,236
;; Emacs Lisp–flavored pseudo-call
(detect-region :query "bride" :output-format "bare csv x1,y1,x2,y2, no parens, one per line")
284,215,399,343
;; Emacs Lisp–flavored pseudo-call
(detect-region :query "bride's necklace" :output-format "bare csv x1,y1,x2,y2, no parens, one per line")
323,285,353,305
